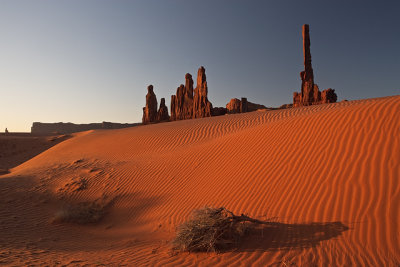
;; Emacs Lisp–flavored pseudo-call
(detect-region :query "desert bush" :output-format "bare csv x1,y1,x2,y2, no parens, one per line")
173,207,268,253
51,199,108,224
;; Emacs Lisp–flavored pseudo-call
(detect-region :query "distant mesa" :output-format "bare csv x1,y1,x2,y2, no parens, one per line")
31,121,138,135
293,24,337,107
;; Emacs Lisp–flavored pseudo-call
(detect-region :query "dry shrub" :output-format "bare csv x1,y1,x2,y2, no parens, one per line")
51,198,111,224
173,207,268,253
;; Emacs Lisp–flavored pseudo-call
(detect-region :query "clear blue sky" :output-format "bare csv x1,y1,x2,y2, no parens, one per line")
1,0,399,132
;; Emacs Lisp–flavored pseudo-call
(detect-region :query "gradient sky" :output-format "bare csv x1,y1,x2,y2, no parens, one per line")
1,0,399,132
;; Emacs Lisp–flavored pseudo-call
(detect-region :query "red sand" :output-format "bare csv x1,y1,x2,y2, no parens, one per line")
0,134,71,171
1,95,399,266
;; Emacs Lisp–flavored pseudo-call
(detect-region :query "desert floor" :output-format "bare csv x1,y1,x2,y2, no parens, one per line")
0,95,399,266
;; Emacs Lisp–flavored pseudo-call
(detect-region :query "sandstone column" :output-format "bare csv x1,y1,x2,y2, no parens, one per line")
193,66,212,118
300,24,315,105
142,85,158,124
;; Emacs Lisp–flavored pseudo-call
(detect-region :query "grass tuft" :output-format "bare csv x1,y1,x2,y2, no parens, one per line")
51,198,111,224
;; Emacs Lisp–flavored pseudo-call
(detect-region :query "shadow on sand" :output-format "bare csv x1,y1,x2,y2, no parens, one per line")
236,221,349,252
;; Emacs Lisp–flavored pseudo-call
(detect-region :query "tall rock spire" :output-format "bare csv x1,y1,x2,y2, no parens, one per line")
293,24,337,107
300,24,318,105
170,73,194,120
193,66,212,118
142,85,158,124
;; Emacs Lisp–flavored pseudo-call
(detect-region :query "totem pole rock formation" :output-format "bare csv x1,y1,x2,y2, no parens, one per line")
142,65,269,125
293,24,337,107
170,73,194,120
170,67,213,121
193,66,213,118
157,98,170,122
142,85,158,124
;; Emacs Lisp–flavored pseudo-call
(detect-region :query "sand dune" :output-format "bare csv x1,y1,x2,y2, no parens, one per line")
1,95,399,266
0,134,71,171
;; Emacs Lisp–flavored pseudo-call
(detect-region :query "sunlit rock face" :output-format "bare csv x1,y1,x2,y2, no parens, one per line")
193,66,213,119
171,67,213,121
142,85,158,124
170,73,194,121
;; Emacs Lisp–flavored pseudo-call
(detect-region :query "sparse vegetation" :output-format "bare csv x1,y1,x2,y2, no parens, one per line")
172,207,269,253
70,177,88,191
51,198,111,224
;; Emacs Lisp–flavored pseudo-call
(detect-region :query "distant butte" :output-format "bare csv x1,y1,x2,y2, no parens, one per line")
293,24,337,107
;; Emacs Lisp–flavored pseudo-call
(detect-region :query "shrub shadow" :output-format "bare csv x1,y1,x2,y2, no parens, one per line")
236,221,349,252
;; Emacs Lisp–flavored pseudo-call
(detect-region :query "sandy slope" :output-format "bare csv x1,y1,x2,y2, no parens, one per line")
0,95,399,266
0,134,71,171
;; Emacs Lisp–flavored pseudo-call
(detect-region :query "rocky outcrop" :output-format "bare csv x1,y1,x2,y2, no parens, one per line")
241,98,248,113
193,66,213,118
226,98,266,114
321,88,337,103
299,24,315,106
31,122,138,135
170,67,213,121
170,74,194,121
183,73,194,119
157,98,170,122
293,24,337,107
142,85,158,124
226,98,241,114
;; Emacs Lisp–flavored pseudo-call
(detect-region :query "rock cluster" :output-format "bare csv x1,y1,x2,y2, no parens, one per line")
226,98,245,114
142,85,170,124
321,88,337,103
170,74,194,120
293,24,337,107
226,98,266,114
141,66,268,125
170,67,213,121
